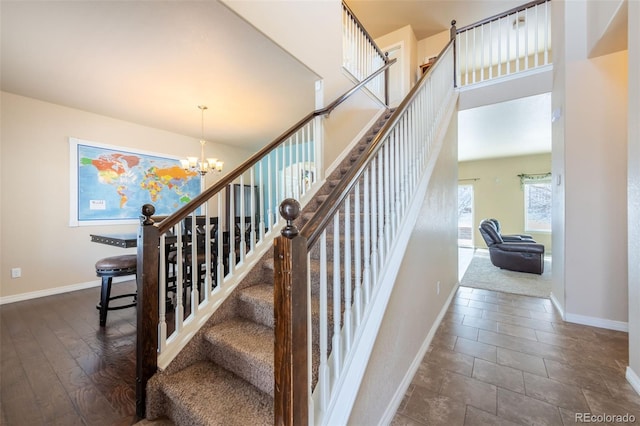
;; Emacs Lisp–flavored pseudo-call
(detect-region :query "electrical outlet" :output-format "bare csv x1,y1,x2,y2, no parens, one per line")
11,268,21,278
437,281,440,295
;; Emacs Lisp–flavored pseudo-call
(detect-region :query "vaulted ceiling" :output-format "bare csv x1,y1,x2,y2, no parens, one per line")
2,0,551,160
1,1,318,152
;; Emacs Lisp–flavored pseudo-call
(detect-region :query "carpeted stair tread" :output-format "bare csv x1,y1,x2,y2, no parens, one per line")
204,317,274,396
161,361,272,426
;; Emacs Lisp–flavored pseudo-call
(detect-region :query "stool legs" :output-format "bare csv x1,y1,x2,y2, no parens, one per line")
96,276,137,327
98,276,112,326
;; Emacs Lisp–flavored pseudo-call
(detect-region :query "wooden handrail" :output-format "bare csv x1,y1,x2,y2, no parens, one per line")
301,38,455,248
155,58,396,235
456,0,549,33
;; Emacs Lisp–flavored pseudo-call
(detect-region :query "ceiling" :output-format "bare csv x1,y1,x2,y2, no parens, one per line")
2,0,550,161
458,93,551,162
344,0,527,40
0,1,318,152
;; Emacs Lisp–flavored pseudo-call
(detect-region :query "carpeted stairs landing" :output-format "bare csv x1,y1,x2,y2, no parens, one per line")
145,110,394,425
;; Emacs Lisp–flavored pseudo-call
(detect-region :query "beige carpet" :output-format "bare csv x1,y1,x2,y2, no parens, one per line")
460,249,552,298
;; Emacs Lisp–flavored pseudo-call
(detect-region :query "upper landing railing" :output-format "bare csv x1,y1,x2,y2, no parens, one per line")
343,1,389,104
456,0,552,87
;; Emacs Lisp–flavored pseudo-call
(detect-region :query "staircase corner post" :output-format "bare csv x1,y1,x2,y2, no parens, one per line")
384,51,390,106
274,198,309,426
136,204,160,418
451,19,458,88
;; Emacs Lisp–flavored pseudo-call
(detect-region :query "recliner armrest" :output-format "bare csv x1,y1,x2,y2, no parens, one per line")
497,242,545,254
502,235,531,242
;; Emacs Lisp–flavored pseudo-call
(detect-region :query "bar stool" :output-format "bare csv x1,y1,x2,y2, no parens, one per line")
95,254,137,326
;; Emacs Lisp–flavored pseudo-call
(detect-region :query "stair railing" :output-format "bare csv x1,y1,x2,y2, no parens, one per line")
274,32,457,425
135,58,396,417
456,0,552,86
342,1,389,104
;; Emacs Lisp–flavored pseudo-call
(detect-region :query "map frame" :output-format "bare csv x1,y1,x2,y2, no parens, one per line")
69,137,202,226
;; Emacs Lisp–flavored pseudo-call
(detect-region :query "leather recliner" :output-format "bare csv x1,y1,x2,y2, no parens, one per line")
488,218,535,242
479,219,545,274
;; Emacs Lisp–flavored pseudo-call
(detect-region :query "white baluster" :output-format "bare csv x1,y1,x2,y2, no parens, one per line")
239,175,246,264
344,197,352,351
175,224,184,332
332,213,342,383
259,161,265,241
318,231,329,411
250,168,256,253
217,193,224,286
353,180,362,327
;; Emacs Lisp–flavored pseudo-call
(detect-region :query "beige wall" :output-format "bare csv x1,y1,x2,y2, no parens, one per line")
0,92,253,300
376,25,418,92
417,29,450,71
628,0,640,383
350,105,458,424
551,0,567,312
554,0,629,327
459,153,552,252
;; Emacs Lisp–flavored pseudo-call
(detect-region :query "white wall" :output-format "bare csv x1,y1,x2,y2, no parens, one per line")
0,92,253,299
349,108,458,424
554,1,629,329
627,0,640,391
587,0,627,58
551,0,567,313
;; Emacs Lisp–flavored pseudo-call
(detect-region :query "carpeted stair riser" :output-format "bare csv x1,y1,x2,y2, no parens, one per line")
204,318,275,397
161,361,272,426
150,110,394,425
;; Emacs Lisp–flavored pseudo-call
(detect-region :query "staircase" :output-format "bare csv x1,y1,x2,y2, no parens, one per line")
146,110,395,425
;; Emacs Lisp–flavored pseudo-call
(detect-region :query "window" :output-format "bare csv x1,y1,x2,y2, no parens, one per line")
524,180,551,232
458,184,474,246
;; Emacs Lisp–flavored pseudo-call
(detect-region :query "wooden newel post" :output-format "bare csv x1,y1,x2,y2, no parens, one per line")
274,198,309,426
136,204,159,418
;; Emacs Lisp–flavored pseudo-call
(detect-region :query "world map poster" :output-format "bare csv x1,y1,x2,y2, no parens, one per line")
70,138,201,225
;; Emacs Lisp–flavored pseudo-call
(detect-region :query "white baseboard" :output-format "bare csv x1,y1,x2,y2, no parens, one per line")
564,312,629,332
378,282,459,426
626,367,640,396
0,277,131,305
549,292,565,320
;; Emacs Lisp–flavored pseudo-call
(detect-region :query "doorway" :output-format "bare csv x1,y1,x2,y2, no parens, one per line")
458,184,474,247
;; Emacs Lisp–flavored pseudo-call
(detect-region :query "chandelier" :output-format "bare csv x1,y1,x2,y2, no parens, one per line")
181,105,223,175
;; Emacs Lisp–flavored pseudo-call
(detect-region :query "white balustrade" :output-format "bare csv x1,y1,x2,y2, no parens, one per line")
456,0,551,87
156,120,318,368
309,43,455,424
342,3,388,103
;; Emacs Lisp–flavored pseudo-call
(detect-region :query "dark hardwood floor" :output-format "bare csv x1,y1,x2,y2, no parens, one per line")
0,280,140,425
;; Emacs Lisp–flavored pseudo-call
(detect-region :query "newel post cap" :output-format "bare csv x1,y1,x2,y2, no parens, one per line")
279,198,301,239
140,204,156,225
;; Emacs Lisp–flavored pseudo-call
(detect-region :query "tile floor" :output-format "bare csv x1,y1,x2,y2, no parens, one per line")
391,285,640,425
